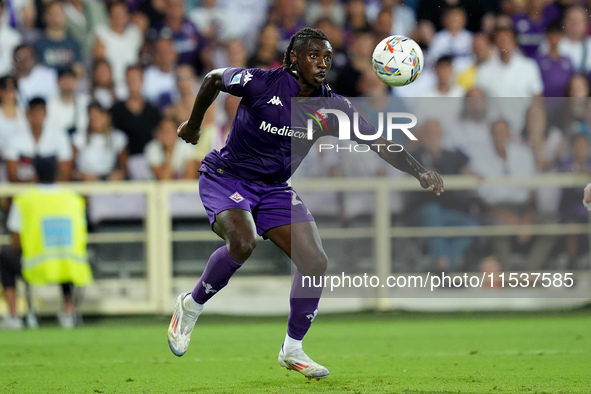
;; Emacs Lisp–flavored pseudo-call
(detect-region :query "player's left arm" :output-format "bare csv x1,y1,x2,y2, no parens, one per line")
371,136,444,196
178,68,228,145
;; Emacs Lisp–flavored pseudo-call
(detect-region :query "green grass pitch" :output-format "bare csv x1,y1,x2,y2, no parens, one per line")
0,309,590,393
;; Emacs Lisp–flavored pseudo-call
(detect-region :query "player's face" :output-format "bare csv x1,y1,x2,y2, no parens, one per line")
293,39,333,88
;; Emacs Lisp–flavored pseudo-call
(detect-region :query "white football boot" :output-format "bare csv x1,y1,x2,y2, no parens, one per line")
168,293,202,356
278,343,330,380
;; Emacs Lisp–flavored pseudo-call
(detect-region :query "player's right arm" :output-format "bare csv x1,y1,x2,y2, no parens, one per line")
178,68,228,145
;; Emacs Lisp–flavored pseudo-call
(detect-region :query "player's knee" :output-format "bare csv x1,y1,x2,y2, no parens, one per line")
227,236,257,263
299,252,328,277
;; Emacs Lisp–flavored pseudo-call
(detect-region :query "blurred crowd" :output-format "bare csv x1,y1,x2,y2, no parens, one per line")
1,0,591,271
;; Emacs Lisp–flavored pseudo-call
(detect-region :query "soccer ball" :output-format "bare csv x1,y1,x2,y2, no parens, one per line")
372,35,424,87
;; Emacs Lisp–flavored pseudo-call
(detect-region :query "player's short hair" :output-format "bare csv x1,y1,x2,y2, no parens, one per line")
282,27,330,70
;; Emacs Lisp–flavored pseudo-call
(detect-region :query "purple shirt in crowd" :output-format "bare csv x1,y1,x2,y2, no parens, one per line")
200,67,378,185
513,4,561,58
536,54,575,97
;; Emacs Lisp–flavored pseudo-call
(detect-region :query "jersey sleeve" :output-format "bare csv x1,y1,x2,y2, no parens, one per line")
221,67,267,100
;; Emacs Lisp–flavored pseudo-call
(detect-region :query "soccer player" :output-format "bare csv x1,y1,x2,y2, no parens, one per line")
168,28,444,380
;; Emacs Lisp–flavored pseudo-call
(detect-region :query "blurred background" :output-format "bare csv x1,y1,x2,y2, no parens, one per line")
1,0,591,316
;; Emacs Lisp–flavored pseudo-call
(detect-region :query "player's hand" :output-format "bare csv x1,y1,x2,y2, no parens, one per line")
419,171,444,196
584,182,591,204
177,120,200,145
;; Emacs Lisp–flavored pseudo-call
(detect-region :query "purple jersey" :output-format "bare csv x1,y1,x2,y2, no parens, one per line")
536,54,574,97
200,67,378,185
513,4,561,58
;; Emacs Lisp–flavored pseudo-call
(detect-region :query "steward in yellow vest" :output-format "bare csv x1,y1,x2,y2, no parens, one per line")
0,156,91,330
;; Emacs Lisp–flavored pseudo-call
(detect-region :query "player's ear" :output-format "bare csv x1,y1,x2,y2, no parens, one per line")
290,50,297,66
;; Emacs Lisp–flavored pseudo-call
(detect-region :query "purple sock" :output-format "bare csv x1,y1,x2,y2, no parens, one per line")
191,246,242,304
287,270,323,340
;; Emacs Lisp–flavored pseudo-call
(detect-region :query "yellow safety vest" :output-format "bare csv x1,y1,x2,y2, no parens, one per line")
14,187,92,286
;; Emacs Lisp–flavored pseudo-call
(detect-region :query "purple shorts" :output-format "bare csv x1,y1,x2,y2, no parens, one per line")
199,172,315,236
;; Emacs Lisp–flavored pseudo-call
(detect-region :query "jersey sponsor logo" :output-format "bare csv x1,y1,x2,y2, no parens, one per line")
243,70,253,86
230,74,241,85
266,96,283,106
258,120,308,139
229,192,245,203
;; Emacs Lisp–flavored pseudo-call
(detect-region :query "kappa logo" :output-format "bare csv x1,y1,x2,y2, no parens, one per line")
202,281,217,294
267,96,283,106
243,70,253,86
229,192,245,203
306,309,318,322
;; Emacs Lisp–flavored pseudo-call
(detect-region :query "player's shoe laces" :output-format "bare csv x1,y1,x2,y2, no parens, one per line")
278,344,329,380
168,293,201,357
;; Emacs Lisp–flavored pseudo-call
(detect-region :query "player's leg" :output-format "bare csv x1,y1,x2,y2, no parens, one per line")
265,221,330,379
168,208,258,356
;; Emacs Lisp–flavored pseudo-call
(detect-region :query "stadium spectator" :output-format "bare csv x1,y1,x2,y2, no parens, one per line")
427,6,473,72
188,0,224,44
13,44,59,103
0,0,23,76
247,23,283,69
34,0,83,75
456,32,494,92
166,64,199,123
410,119,476,271
4,97,73,183
373,8,394,40
148,0,205,75
46,68,89,138
511,0,561,58
223,39,248,69
536,21,575,98
547,5,591,73
471,119,537,271
559,133,591,267
419,55,464,130
305,0,346,28
424,55,464,98
72,102,127,181
0,156,91,330
380,0,416,38
331,30,376,97
553,75,591,139
92,0,143,95
1,0,35,32
88,58,118,109
342,0,371,45
62,0,108,58
111,65,161,180
477,26,543,98
443,88,493,163
477,26,543,135
417,1,496,33
143,37,177,109
215,0,270,53
144,117,198,180
0,76,27,183
270,0,306,51
314,18,347,85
